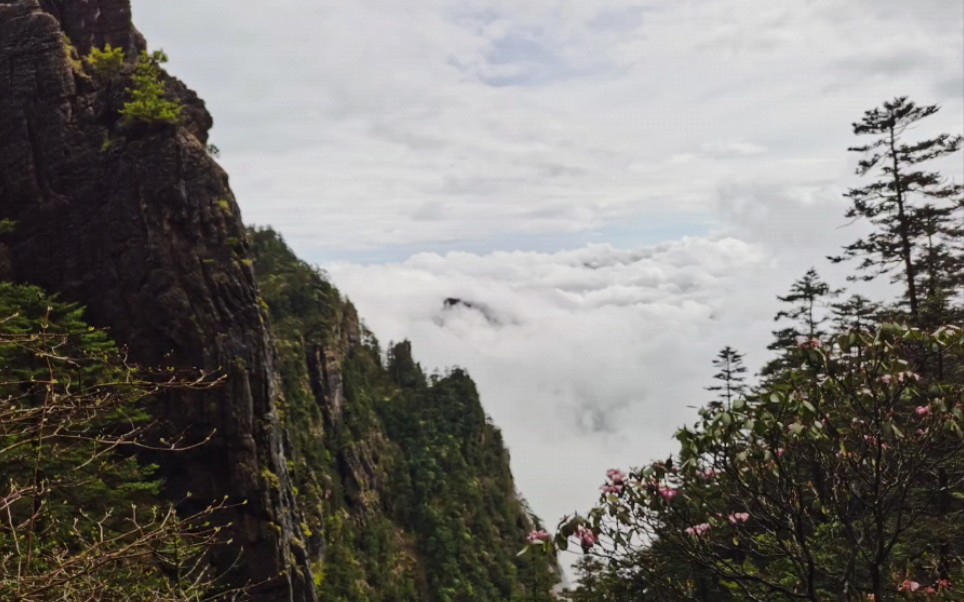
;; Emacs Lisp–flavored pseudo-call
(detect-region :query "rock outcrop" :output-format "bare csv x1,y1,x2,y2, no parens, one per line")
0,2,314,599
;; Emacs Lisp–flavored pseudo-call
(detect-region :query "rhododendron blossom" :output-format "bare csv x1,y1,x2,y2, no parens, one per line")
526,530,551,545
915,405,931,417
684,523,712,537
727,512,750,524
575,526,597,548
606,469,627,485
600,484,623,495
658,487,679,502
898,580,920,593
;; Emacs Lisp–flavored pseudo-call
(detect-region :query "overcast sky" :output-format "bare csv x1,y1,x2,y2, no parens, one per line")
133,0,962,568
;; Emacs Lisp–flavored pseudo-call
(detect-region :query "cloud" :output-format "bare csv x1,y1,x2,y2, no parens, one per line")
131,0,962,257
324,171,914,560
327,236,788,550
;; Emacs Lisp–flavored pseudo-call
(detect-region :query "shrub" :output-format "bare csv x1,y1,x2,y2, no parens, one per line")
87,44,126,79
63,34,84,73
120,51,183,127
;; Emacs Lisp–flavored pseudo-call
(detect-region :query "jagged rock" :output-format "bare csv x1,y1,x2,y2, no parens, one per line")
0,2,314,599
308,344,346,427
441,296,505,326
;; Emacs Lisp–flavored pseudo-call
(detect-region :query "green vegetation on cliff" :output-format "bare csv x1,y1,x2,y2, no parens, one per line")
249,227,558,601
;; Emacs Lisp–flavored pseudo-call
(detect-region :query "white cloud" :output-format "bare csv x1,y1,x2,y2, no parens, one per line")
131,0,963,255
327,235,797,554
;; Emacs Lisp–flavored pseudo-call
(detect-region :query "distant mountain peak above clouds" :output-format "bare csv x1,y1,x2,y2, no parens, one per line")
440,296,514,327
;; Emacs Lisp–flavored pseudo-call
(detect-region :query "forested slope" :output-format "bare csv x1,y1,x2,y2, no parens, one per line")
250,227,558,601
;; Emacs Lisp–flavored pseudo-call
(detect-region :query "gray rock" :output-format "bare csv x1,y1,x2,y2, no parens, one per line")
0,2,316,599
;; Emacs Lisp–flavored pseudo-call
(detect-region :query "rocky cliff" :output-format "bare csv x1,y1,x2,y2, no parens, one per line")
249,228,559,601
0,2,557,600
0,2,312,599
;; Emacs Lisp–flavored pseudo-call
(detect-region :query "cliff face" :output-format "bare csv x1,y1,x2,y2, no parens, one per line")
250,229,559,601
0,2,313,599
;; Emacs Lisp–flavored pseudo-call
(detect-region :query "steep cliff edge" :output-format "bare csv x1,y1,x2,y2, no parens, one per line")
0,2,312,599
250,229,559,601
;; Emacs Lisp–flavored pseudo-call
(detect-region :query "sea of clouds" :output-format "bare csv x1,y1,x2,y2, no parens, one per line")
326,223,872,547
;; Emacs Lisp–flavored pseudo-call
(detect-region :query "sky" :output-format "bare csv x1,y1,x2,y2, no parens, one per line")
132,0,963,570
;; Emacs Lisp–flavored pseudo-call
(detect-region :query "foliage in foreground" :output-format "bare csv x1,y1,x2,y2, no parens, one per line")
0,283,233,600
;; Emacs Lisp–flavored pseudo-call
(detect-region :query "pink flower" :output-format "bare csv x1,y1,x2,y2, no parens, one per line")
606,469,627,485
700,469,717,480
727,512,750,524
898,580,921,593
526,530,551,545
915,405,931,417
797,337,821,350
576,526,597,548
776,448,785,459
658,487,679,502
684,523,712,537
601,484,623,495
924,586,937,596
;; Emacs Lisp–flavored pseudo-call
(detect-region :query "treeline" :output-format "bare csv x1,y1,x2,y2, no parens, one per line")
542,98,964,601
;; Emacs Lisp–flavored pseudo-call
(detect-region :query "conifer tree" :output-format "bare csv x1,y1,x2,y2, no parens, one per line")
831,97,963,322
763,269,838,376
830,293,880,334
705,347,746,410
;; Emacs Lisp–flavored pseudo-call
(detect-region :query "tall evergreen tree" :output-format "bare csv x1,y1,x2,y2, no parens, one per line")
705,347,746,410
830,97,962,322
830,294,880,334
763,269,838,376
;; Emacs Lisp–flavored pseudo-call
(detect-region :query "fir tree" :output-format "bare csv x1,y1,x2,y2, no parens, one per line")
830,293,880,334
0,284,230,600
831,97,963,322
763,269,838,376
705,347,746,410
